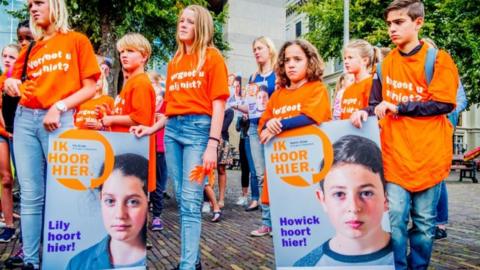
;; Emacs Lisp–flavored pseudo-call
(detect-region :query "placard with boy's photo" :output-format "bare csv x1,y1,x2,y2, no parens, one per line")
42,129,148,270
245,81,269,119
264,117,395,269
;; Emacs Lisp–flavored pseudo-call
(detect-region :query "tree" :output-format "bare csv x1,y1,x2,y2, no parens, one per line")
4,0,229,95
300,0,480,105
67,0,229,95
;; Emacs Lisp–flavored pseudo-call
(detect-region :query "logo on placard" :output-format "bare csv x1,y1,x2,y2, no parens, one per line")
269,126,333,187
47,130,114,190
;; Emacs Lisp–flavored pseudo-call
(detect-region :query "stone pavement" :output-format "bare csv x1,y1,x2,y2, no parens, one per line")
1,170,479,269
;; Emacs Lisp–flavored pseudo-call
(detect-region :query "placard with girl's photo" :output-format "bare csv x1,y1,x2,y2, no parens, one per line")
42,129,148,270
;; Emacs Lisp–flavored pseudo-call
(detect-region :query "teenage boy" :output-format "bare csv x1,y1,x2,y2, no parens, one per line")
351,0,459,269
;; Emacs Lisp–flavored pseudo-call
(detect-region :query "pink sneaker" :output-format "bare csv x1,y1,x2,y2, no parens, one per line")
250,225,272,237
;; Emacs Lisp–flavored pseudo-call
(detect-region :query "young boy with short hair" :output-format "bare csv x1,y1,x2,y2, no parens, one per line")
351,0,459,269
101,33,157,193
294,135,393,267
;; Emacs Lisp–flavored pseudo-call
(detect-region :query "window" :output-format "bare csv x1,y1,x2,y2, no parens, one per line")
295,21,302,37
453,134,465,154
334,57,343,72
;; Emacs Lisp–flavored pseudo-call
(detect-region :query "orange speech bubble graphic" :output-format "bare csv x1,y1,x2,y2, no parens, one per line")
53,129,114,191
272,126,333,187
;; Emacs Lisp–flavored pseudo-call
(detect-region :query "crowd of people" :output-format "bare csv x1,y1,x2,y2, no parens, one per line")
0,0,467,269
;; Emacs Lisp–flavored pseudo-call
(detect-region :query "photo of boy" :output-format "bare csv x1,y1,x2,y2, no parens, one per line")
294,135,393,267
255,85,269,114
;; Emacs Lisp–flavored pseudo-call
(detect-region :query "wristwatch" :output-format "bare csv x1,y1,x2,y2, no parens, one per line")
55,101,68,113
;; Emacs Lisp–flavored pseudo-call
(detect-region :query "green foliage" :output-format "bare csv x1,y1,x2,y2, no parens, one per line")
301,0,480,105
66,0,229,63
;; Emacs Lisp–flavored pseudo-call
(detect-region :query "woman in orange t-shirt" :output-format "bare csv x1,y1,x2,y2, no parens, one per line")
164,5,229,269
3,0,100,268
340,39,380,120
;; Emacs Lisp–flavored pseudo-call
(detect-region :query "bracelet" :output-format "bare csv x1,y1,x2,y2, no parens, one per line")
208,136,220,143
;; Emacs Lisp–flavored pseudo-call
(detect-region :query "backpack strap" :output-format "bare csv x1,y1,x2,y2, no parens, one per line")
21,41,36,82
425,47,437,86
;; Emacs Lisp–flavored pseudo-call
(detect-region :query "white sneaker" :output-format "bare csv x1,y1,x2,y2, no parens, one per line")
201,202,211,213
235,196,248,206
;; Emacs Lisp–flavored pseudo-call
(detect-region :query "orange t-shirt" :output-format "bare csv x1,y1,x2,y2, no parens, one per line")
340,76,372,120
111,73,156,132
259,80,332,131
11,31,100,109
165,47,230,116
259,81,332,205
110,72,156,192
379,45,458,192
74,95,114,129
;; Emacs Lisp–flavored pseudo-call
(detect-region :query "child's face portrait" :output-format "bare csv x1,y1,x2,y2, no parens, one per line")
17,26,33,48
100,170,148,243
256,90,268,111
284,44,308,84
317,163,387,240
178,8,196,44
343,48,366,75
386,8,423,47
119,47,147,73
2,47,18,71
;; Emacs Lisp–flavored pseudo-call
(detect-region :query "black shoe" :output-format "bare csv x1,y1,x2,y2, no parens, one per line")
434,227,447,240
4,250,24,268
245,205,259,212
21,263,37,270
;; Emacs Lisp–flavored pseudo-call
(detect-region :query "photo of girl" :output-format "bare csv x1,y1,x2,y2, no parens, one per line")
67,153,148,270
294,135,393,268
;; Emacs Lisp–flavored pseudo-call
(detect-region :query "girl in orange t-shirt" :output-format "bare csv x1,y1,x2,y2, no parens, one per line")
164,5,229,269
258,39,332,217
340,39,380,120
0,44,20,243
2,0,100,267
259,39,331,143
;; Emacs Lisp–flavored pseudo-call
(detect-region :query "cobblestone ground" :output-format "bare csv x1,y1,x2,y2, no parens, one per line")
1,171,479,269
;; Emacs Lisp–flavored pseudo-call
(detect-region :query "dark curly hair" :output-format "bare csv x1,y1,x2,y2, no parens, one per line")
274,39,324,89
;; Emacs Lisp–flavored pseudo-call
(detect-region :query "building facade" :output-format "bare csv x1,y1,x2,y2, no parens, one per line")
223,0,285,78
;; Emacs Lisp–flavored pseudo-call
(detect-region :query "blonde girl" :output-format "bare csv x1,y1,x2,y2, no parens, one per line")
163,5,229,269
3,0,100,268
341,39,380,120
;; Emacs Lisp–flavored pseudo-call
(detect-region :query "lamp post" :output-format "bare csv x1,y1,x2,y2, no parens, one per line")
343,0,349,47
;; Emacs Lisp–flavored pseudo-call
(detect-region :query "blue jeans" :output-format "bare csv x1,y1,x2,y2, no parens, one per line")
244,136,259,200
435,181,448,225
387,182,441,270
247,122,271,228
13,106,74,267
165,115,210,269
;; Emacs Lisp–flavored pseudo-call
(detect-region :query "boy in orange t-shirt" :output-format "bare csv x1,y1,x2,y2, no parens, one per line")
351,1,458,269
101,33,156,192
